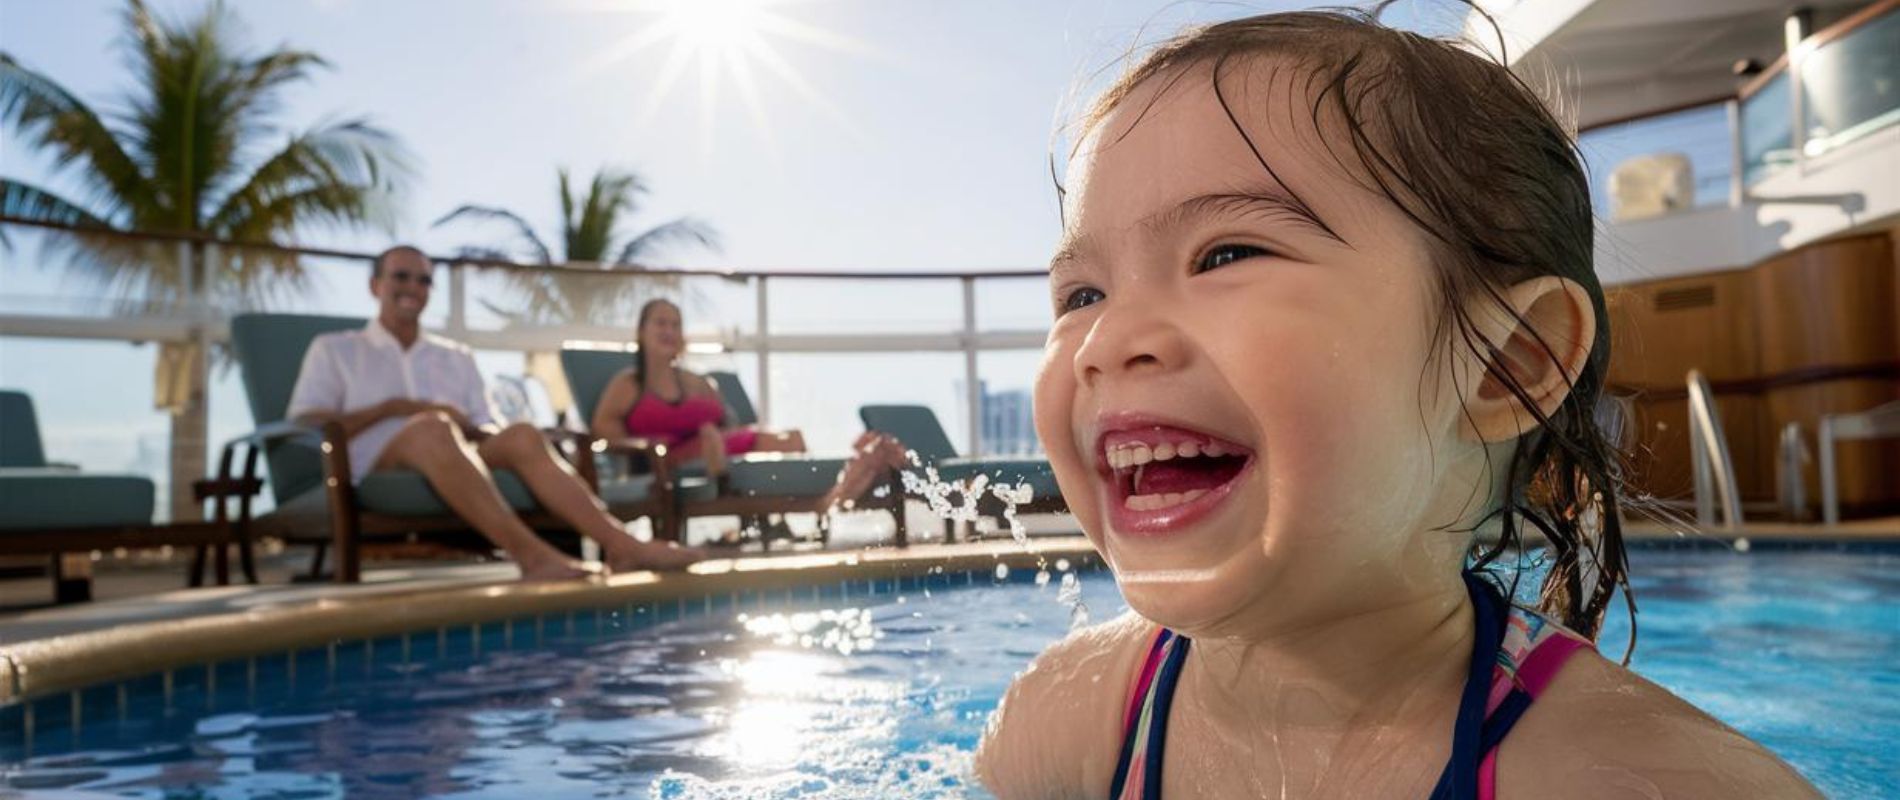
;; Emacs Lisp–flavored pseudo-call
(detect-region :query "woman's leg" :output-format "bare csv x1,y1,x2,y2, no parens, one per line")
816,432,908,513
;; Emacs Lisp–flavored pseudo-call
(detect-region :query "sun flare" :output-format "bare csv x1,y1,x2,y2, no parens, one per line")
579,0,870,155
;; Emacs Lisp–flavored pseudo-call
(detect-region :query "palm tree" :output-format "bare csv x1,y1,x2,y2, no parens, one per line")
0,0,410,309
433,167,718,327
0,0,410,523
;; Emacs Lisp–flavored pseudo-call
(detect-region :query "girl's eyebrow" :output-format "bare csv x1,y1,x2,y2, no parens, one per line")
1145,189,1345,245
1049,186,1348,273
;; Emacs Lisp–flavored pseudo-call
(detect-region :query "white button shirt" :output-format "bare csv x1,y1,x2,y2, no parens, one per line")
286,320,497,481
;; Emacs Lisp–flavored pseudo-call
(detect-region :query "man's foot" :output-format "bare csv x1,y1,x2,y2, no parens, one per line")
606,540,708,573
516,554,596,582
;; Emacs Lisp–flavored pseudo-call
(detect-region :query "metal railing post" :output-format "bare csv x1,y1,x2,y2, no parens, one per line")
963,276,980,457
447,263,466,338
1725,98,1744,206
756,275,771,426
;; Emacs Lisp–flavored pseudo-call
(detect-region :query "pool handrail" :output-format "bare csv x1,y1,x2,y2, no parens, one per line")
1686,369,1743,530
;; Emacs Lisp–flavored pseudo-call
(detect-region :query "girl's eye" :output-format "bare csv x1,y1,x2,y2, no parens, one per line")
1060,286,1105,314
1195,244,1270,273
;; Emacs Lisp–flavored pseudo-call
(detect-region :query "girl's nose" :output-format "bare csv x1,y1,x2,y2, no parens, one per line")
1072,298,1192,390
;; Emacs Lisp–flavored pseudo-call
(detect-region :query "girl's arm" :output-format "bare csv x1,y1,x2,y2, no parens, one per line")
975,612,1155,799
590,368,638,439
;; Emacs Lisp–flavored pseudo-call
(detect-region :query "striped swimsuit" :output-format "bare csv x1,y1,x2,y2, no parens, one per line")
1109,572,1592,800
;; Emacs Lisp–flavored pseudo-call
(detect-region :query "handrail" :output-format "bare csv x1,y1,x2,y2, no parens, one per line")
1686,369,1744,530
0,214,1048,281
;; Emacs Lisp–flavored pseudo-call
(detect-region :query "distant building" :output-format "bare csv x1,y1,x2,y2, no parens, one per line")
978,382,1040,457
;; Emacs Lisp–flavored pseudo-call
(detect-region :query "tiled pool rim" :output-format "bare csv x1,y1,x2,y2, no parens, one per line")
0,539,1101,708
3,528,1893,710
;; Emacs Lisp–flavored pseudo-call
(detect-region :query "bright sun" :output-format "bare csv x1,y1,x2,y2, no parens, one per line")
581,0,868,155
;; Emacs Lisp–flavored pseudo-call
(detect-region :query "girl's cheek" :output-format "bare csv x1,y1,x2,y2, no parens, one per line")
1034,331,1104,540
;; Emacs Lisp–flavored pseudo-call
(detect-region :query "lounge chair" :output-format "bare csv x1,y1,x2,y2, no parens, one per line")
224,314,672,583
0,390,251,602
860,404,1067,541
559,349,905,547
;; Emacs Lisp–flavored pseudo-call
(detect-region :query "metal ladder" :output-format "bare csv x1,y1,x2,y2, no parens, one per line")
1686,369,1743,530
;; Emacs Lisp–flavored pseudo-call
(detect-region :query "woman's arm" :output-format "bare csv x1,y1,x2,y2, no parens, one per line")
591,368,639,439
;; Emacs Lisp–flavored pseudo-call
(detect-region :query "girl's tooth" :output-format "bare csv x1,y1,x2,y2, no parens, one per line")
1110,450,1127,469
1183,489,1207,502
1204,442,1227,457
1132,446,1153,465
1124,495,1141,510
1163,493,1183,506
1177,441,1201,458
1153,443,1176,461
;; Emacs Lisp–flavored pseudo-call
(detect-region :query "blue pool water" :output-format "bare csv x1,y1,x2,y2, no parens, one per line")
2,547,1895,798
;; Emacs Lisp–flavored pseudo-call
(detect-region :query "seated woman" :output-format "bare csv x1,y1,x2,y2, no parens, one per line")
591,298,906,513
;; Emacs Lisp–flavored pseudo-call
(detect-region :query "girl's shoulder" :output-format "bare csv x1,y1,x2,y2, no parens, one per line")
975,611,1157,799
1500,644,1821,798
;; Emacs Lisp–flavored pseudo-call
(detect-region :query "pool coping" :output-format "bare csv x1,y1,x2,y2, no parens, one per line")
0,538,1101,707
6,519,1897,707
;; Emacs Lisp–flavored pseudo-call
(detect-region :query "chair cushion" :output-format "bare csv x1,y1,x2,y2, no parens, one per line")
933,458,1061,500
674,476,721,503
725,454,850,497
597,474,658,506
0,468,154,530
355,468,540,516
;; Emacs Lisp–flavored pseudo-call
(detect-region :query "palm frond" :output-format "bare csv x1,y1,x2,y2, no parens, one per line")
208,119,411,236
432,204,553,264
0,54,147,221
614,217,721,265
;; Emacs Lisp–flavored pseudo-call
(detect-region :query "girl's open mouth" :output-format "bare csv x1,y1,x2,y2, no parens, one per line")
1096,420,1255,535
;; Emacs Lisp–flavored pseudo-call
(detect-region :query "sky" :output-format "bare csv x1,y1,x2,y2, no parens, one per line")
0,0,1482,517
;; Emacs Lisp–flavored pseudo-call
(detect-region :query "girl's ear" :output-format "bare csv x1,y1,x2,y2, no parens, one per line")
1460,276,1597,444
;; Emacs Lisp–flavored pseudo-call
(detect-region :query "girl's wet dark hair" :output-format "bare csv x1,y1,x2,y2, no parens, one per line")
1067,4,1632,645
632,298,679,395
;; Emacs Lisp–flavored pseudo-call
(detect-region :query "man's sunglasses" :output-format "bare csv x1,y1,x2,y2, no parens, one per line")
385,271,434,287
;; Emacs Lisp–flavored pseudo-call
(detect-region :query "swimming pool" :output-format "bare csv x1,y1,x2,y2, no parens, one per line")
3,546,1894,798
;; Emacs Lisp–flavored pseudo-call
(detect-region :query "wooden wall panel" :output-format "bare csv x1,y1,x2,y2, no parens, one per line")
1753,234,1898,373
1624,394,1774,504
1605,269,1759,387
1606,230,1900,518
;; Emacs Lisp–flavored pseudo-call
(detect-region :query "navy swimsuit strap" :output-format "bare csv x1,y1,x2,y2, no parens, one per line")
1426,572,1511,800
1106,572,1512,800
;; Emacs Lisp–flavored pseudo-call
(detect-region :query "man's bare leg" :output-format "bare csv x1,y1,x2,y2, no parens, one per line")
377,413,589,581
477,423,704,572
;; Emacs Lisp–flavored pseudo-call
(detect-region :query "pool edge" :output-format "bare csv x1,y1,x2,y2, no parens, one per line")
0,538,1100,706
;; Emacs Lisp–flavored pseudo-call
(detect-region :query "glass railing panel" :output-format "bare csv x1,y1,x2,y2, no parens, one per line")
977,350,1045,458
1740,71,1796,186
975,276,1052,333
766,277,961,335
1579,102,1734,216
0,226,197,317
766,352,968,459
1800,7,1900,159
0,336,182,518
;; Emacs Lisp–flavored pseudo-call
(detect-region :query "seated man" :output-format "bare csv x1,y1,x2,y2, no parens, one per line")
288,245,702,580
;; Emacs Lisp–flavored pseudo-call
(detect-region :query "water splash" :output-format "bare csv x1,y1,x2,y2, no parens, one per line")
895,450,1034,544
1056,572,1090,629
